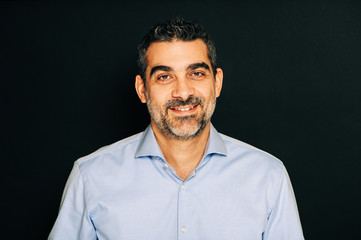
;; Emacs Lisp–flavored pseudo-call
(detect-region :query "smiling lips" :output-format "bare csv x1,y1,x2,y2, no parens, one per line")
169,105,198,113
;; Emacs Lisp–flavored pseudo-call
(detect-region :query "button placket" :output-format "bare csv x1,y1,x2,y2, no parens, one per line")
178,182,188,239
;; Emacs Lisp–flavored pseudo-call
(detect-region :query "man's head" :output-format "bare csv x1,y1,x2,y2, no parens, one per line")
137,17,217,82
135,18,223,141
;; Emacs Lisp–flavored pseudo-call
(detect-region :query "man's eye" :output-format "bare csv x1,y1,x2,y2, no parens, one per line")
158,75,171,80
191,71,205,77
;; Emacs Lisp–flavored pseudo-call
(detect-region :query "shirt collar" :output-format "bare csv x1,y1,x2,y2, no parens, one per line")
205,124,227,157
135,124,164,158
135,123,227,159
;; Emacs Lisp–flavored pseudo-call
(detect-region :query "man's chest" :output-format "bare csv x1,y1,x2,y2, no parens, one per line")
90,177,269,240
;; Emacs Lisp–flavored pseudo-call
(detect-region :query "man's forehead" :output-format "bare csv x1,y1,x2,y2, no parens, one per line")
147,38,207,50
145,39,210,70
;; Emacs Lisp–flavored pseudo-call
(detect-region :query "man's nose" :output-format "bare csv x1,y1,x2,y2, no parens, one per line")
171,77,194,100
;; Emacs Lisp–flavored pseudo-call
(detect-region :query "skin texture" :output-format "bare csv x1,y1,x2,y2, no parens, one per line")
135,39,223,180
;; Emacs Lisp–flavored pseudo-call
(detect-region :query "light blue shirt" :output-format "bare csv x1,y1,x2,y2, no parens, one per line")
49,124,304,240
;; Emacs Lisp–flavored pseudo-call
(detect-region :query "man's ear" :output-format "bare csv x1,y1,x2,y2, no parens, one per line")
215,68,223,98
135,75,147,103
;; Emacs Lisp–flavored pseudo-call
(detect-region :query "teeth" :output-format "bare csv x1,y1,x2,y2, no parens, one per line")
175,106,195,111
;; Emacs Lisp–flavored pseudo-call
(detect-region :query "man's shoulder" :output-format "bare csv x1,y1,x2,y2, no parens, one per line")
76,131,144,167
219,133,284,169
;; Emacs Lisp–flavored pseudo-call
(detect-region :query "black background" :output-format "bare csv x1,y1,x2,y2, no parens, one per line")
2,0,361,239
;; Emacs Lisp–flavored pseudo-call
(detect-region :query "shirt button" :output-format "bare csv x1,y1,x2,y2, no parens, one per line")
181,227,187,233
181,184,185,190
164,163,168,168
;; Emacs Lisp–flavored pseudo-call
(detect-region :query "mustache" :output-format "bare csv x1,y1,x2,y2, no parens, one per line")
164,96,204,109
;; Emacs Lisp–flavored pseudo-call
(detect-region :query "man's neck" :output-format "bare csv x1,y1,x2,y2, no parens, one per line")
151,122,211,181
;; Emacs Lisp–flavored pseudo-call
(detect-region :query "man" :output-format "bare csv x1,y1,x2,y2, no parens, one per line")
49,18,304,240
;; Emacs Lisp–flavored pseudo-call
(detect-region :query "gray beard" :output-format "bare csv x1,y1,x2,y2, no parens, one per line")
159,113,209,141
146,95,215,141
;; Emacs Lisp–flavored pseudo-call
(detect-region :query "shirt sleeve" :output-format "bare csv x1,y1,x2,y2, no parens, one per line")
263,166,305,240
48,162,97,240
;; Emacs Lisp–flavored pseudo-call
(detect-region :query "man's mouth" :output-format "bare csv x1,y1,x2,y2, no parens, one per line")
165,97,203,115
169,105,198,112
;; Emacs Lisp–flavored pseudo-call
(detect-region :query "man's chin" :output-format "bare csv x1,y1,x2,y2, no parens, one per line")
166,122,205,140
171,129,199,138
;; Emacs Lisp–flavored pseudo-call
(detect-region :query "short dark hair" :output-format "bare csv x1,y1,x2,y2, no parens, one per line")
137,17,217,82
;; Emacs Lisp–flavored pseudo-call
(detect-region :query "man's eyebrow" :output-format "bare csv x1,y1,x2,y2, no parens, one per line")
186,62,210,71
150,65,173,78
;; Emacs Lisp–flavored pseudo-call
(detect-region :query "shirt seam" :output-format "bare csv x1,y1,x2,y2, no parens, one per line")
268,163,286,219
76,161,96,220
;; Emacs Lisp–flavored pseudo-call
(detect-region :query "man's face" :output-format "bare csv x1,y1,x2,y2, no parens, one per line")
136,39,223,140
